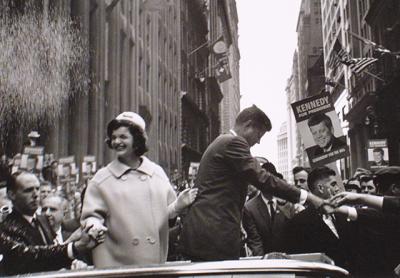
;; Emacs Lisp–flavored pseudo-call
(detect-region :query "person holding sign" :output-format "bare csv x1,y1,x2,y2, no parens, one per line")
81,112,198,267
306,113,347,157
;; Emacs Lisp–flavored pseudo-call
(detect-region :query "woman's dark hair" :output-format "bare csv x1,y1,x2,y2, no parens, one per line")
106,119,148,156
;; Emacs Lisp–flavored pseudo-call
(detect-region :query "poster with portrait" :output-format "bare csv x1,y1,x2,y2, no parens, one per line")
58,156,78,184
291,91,349,167
20,146,44,174
367,139,389,170
188,162,200,187
82,155,97,180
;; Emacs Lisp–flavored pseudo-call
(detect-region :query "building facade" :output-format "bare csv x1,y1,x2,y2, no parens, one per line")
321,0,400,175
2,0,241,180
277,121,289,181
219,0,240,133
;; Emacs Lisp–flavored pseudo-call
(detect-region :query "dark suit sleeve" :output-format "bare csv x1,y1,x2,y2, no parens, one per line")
382,197,400,215
0,229,72,273
242,206,264,256
224,136,301,203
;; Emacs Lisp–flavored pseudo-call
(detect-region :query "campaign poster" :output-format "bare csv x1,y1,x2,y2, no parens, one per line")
58,156,77,184
291,91,349,167
82,155,97,180
188,162,200,187
20,146,44,173
367,139,389,170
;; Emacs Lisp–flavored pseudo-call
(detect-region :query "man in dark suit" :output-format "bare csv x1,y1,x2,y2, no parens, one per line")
331,166,400,276
0,171,95,275
42,193,76,243
281,166,356,271
243,162,295,256
180,105,332,261
243,192,294,256
305,113,347,157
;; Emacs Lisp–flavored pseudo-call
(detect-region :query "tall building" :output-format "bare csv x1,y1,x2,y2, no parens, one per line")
277,121,289,181
360,0,400,167
284,0,324,174
180,0,211,177
285,51,305,183
219,0,240,133
320,0,400,175
64,0,182,176
180,0,239,178
296,0,324,99
321,0,356,177
1,0,241,180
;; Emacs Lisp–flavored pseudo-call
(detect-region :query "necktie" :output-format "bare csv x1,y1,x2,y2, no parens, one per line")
32,218,48,244
268,201,275,223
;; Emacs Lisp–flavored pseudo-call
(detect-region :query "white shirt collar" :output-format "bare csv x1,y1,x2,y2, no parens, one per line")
261,194,276,209
55,227,64,244
22,214,34,224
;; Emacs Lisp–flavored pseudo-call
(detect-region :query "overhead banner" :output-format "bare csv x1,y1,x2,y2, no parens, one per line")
367,139,389,170
291,91,349,167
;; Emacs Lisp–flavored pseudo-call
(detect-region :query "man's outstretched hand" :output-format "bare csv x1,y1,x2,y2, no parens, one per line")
329,192,361,207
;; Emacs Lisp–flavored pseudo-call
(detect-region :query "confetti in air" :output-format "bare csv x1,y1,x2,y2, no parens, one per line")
0,0,89,140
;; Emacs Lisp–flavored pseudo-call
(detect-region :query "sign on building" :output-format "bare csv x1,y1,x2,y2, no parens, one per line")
367,139,389,170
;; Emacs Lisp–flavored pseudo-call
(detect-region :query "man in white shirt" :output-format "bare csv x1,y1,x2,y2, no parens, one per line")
42,193,69,244
281,166,356,271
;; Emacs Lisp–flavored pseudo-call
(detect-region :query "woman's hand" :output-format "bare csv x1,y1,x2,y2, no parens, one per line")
84,221,108,243
175,188,199,212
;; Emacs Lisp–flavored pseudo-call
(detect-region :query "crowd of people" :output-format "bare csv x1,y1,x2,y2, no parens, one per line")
0,107,399,277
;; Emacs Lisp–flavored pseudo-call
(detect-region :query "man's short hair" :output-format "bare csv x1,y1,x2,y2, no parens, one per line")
307,113,333,129
373,148,384,156
235,105,272,131
307,166,336,192
6,170,27,193
292,166,310,176
43,193,68,211
262,162,283,179
360,175,373,183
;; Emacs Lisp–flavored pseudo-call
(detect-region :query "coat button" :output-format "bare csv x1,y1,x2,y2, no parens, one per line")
121,175,127,181
132,237,140,245
146,236,156,244
140,175,147,181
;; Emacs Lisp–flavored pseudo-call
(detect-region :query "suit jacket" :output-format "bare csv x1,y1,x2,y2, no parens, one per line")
281,206,356,271
180,133,301,261
354,207,400,276
0,210,72,275
382,196,400,214
243,194,294,256
307,136,347,157
61,218,80,242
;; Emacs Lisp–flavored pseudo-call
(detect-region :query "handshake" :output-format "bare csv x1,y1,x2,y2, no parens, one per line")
312,192,371,215
65,222,108,255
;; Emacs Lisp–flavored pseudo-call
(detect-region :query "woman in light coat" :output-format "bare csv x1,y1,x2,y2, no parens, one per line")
81,112,197,267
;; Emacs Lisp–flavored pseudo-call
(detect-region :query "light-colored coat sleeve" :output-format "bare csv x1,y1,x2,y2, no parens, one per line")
154,165,177,219
81,177,108,229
